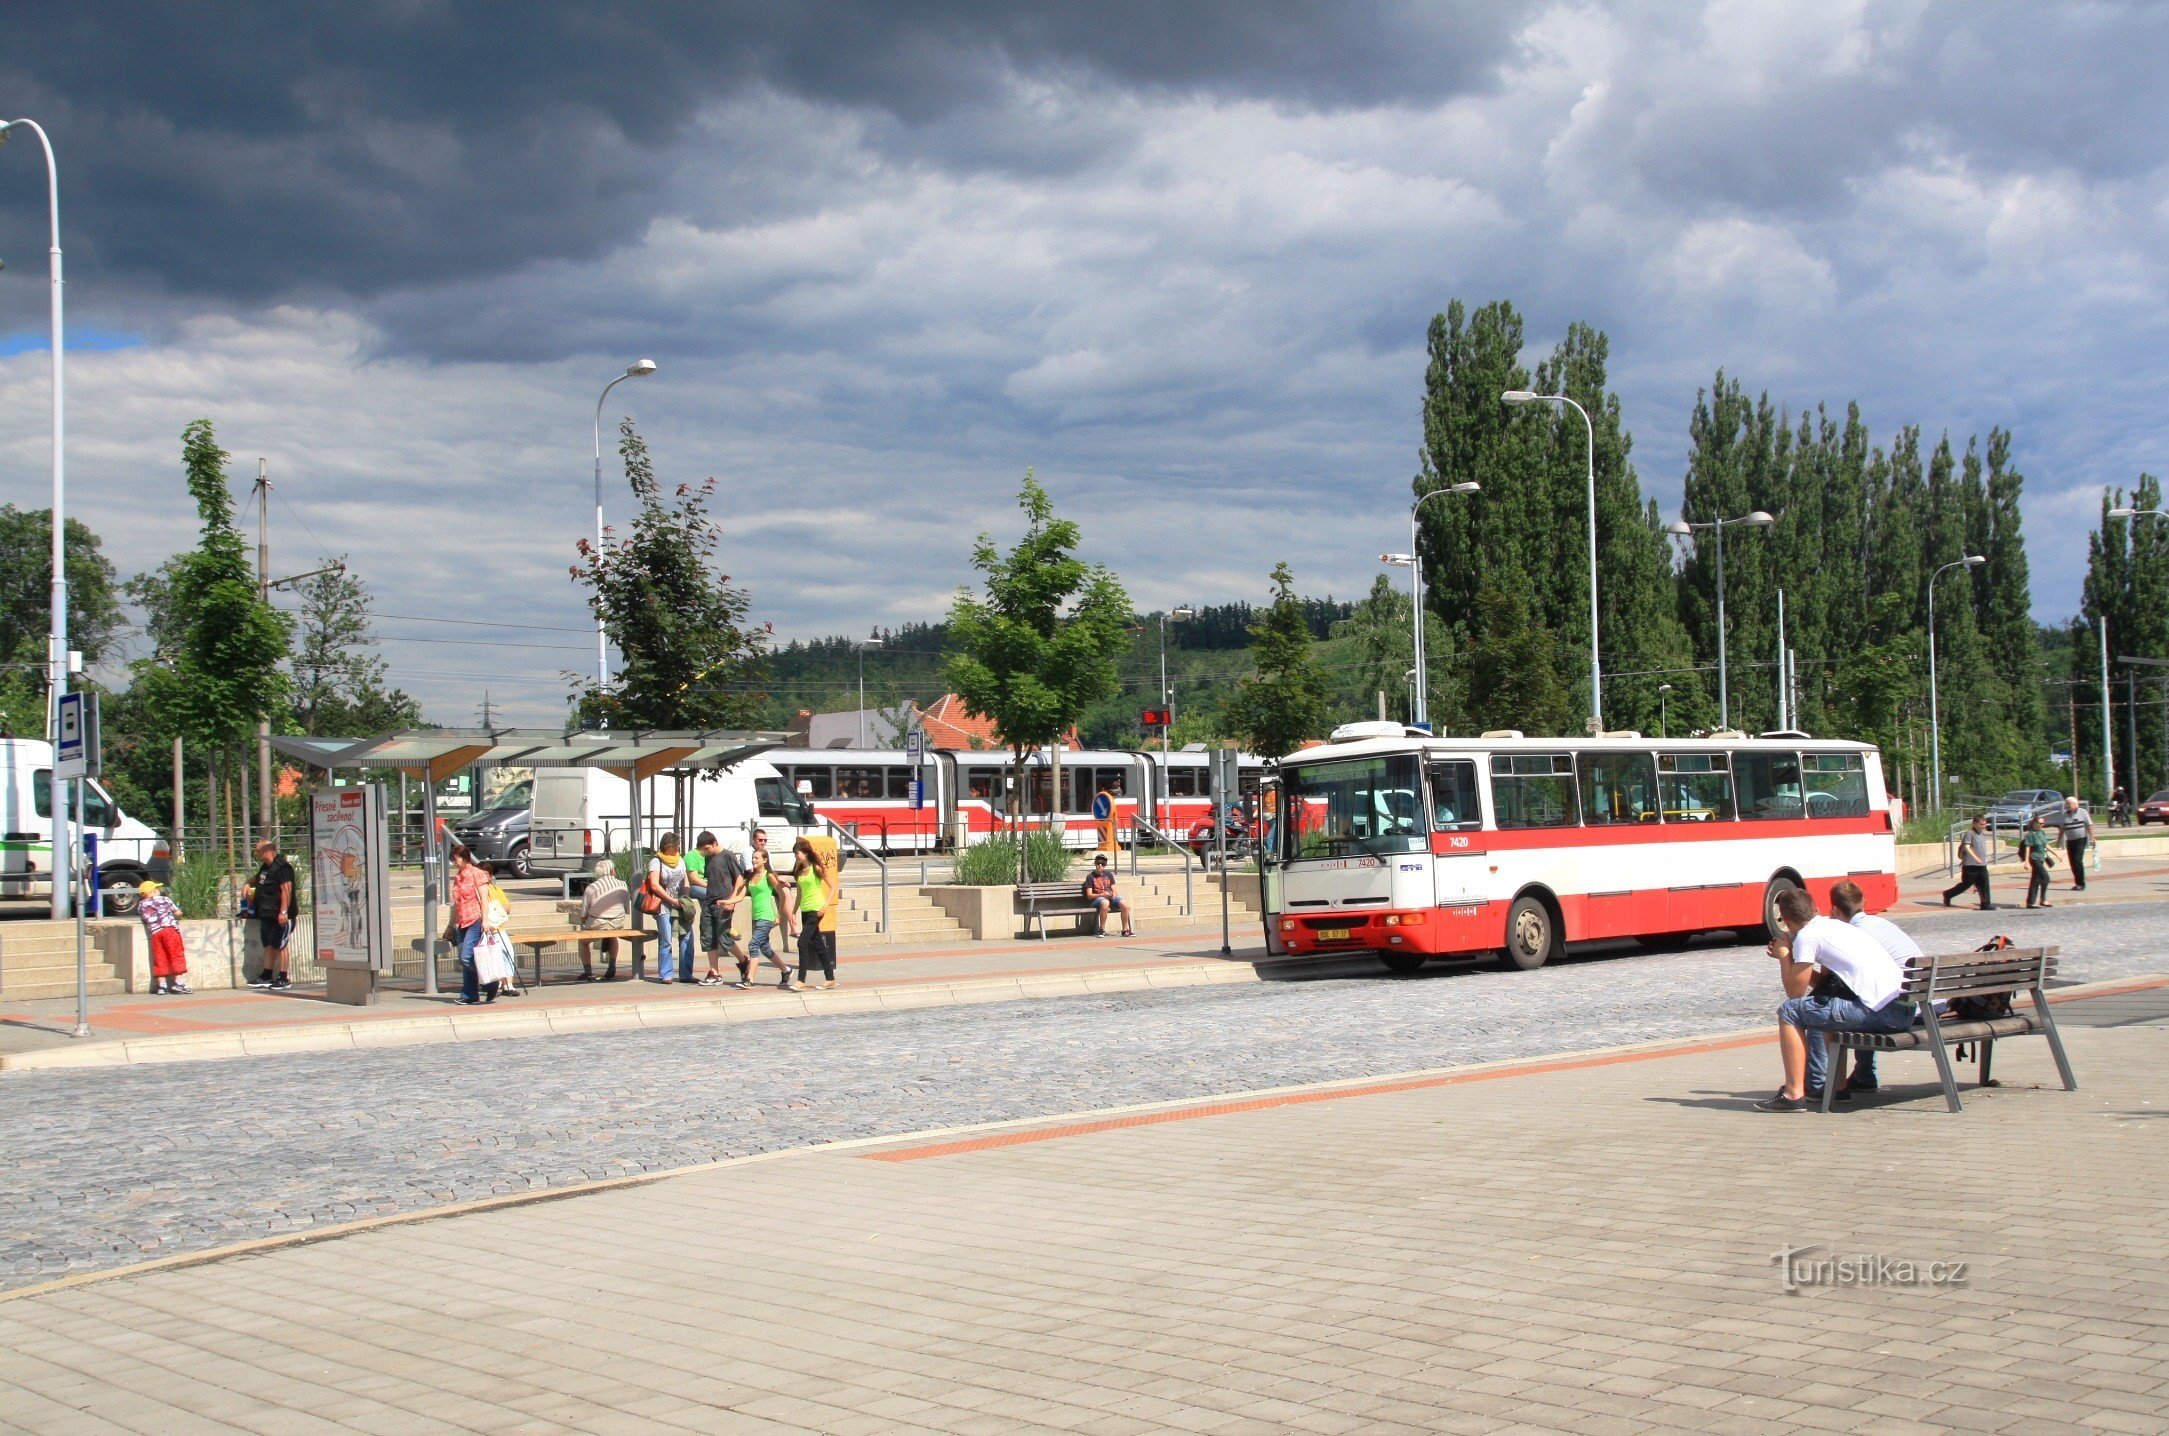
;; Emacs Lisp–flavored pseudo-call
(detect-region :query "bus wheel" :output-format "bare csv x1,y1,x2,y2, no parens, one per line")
1503,895,1558,971
1379,952,1427,975
1760,875,1802,942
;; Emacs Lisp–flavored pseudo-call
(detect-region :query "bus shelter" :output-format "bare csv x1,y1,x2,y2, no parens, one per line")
270,728,786,995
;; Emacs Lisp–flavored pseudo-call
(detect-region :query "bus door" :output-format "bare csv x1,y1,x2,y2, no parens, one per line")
1427,757,1486,905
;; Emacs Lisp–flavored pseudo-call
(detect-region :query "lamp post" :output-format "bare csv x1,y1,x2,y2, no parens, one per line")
1159,605,1194,754
856,637,883,747
1658,683,1672,739
1396,482,1481,730
1503,390,1601,728
1,119,68,920
1665,509,1776,730
592,359,657,689
2110,507,2166,804
1926,555,1987,813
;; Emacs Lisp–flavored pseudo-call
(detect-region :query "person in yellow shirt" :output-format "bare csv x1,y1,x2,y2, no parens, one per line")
790,838,834,987
804,832,843,982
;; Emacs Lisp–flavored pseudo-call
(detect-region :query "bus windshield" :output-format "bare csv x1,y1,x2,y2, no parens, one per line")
1281,753,1425,861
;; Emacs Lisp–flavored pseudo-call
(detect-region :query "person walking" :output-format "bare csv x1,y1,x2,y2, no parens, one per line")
791,837,834,988
1941,815,1995,911
693,832,748,986
2017,815,2056,909
574,856,629,980
138,880,190,994
643,835,694,983
448,843,497,1005
2058,795,2093,891
744,843,798,990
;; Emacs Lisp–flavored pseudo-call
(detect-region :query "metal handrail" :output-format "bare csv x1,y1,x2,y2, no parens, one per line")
820,816,889,933
1131,813,1196,915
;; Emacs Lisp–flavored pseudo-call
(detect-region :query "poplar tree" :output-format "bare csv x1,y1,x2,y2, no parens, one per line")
1223,563,1330,758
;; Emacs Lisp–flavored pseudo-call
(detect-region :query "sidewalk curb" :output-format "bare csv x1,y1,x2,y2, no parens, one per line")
0,959,1265,1072
6,973,2158,1306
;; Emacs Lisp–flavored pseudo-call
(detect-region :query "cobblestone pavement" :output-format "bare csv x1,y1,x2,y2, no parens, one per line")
2,902,2158,1289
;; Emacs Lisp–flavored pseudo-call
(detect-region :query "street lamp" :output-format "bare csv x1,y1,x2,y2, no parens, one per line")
1504,389,1601,729
1665,509,1776,730
1159,605,1194,755
2108,506,2168,521
1658,683,1672,739
1926,555,1987,812
2,119,68,921
1399,481,1481,730
856,637,883,747
592,359,658,689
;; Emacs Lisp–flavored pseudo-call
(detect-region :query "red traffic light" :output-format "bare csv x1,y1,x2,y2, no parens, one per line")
1139,707,1171,728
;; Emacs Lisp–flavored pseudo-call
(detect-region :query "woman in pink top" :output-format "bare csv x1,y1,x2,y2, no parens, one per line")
449,844,498,1005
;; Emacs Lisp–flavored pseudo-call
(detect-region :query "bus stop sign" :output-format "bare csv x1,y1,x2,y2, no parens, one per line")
54,691,99,780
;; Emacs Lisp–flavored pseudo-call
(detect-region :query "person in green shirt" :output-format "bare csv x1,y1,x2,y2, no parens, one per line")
744,843,798,990
792,837,834,987
2017,815,2055,909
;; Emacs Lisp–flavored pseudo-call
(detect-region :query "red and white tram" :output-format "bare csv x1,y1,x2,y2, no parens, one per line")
770,747,1267,853
1264,722,1898,972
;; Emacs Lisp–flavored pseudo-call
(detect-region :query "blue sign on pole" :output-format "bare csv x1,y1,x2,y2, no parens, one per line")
908,777,924,811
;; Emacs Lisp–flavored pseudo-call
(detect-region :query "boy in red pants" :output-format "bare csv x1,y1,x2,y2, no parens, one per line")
139,880,191,994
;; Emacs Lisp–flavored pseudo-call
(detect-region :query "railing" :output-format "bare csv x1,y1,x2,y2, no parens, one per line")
820,816,889,934
1942,813,2027,875
1130,813,1196,916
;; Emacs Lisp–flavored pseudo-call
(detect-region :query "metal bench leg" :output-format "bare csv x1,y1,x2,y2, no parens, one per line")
2032,985,2079,1091
1978,1036,1993,1087
1921,1006,1964,1113
1820,1047,1839,1113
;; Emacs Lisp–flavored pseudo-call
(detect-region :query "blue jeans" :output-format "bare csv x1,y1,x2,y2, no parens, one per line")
1780,993,1916,1092
749,917,779,968
655,904,694,981
457,921,484,1001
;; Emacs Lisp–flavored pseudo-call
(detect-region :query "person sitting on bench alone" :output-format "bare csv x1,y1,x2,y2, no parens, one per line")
1081,854,1134,937
1758,887,1915,1111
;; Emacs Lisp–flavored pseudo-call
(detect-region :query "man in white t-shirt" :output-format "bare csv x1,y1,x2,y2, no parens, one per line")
1828,879,1923,1097
1757,887,1915,1111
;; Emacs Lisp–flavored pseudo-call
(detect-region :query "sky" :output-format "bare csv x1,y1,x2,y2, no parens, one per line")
2,0,2165,725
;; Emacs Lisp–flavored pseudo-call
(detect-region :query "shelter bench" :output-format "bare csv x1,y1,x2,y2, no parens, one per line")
1824,945,2076,1113
422,927,654,987
1016,881,1102,939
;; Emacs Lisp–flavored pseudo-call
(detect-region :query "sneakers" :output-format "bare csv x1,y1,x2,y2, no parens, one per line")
169,981,192,995
269,975,291,991
248,971,274,988
1755,1093,1808,1112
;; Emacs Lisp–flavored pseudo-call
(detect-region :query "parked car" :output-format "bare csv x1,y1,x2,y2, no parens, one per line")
2138,790,2169,825
451,779,533,879
1983,788,2064,828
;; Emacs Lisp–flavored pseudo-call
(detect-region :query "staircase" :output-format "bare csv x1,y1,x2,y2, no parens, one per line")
0,922,130,1002
830,884,974,947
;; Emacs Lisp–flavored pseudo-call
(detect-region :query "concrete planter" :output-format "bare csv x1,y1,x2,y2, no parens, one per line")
921,884,1015,940
169,917,319,990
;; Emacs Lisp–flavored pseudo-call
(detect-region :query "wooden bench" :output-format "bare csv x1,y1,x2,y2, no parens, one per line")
1016,881,1104,939
1823,945,2076,1113
423,927,653,986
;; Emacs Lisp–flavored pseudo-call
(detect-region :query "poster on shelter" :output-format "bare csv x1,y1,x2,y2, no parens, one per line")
311,784,392,970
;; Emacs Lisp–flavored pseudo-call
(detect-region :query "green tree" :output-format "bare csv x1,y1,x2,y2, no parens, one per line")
572,420,768,728
1223,562,1330,758
1463,578,1572,736
288,559,421,734
0,505,125,675
943,470,1132,811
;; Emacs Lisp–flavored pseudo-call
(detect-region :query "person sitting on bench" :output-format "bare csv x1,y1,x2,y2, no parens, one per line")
1827,879,1924,1099
576,857,630,981
1758,887,1914,1111
1081,854,1134,937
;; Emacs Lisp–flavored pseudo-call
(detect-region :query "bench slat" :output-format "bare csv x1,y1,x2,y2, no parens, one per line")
1831,1014,2043,1049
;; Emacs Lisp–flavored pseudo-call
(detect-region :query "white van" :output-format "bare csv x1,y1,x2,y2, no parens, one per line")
527,755,821,879
0,737,173,915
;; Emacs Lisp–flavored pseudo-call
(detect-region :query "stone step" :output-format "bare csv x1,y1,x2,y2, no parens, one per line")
0,975,129,1002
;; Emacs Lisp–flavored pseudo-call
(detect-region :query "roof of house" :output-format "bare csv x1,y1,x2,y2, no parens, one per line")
916,693,1078,752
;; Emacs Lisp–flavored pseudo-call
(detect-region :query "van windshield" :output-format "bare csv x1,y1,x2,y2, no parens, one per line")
483,780,532,811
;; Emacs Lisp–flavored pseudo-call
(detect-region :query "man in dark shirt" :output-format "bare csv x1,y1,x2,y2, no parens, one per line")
1081,854,1134,937
244,839,297,990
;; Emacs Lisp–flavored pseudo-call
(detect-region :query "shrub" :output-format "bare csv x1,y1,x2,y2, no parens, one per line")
953,836,1020,886
168,855,233,920
1023,827,1073,882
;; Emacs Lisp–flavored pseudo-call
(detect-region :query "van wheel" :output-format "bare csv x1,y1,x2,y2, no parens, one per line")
1379,952,1427,975
101,875,143,916
507,842,533,880
1503,895,1559,971
1761,875,1803,942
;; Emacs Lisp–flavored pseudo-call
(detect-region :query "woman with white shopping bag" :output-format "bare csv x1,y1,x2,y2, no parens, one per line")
448,845,499,1005
478,877,522,997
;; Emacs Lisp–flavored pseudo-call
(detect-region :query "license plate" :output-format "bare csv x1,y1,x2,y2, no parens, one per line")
1316,927,1351,941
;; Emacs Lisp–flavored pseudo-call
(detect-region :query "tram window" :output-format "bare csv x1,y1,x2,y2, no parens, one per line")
1428,760,1482,831
791,767,833,800
966,772,995,801
1028,769,1055,815
1281,754,1425,859
1735,751,1805,819
1576,751,1659,825
1658,752,1735,822
885,768,914,800
835,766,884,799
1802,752,1870,817
1168,767,1201,797
1490,754,1579,828
1095,767,1128,799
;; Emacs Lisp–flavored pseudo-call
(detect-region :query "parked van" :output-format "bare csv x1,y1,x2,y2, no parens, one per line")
527,757,821,879
0,737,173,915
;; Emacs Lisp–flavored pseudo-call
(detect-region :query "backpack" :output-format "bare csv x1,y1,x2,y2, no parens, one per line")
1950,935,2014,1023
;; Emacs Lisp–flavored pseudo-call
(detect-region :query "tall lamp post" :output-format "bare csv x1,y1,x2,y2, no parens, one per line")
1391,482,1481,730
592,359,658,689
1665,509,1776,730
1,119,68,920
1503,390,1601,728
856,637,883,747
1657,683,1672,739
1926,554,1987,813
1158,605,1194,754
2110,506,2167,804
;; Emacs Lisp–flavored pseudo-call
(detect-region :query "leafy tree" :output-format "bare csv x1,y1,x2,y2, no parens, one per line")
288,559,421,734
1463,578,1572,736
572,420,768,728
0,505,125,679
1223,562,1330,758
944,469,1132,813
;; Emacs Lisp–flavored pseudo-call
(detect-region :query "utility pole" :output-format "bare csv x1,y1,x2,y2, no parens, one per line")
255,460,274,842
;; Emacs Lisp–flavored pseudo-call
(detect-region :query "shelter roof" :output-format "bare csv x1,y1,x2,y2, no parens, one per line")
269,728,789,782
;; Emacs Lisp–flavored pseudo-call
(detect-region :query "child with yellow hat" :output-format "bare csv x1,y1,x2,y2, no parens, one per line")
138,881,190,995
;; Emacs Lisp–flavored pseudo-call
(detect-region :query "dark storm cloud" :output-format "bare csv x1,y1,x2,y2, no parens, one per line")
0,1,1521,309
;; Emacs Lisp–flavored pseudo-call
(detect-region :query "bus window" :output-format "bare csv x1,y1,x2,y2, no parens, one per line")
1576,751,1658,825
1735,751,1804,819
1280,754,1424,859
1428,759,1481,831
1490,754,1578,828
1658,752,1735,822
1802,752,1869,817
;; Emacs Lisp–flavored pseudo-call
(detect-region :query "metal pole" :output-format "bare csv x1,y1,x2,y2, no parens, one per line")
2127,667,2139,813
1217,794,1231,957
1576,398,1600,731
420,777,441,996
594,389,611,691
2100,617,2115,810
1158,614,1169,755
1928,577,1942,811
1775,587,1787,731
255,460,273,841
171,736,184,859
1409,509,1426,729
858,646,866,747
73,778,87,1036
1715,519,1729,730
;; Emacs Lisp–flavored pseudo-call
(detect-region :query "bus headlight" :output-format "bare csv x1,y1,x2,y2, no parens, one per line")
1280,918,1296,932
